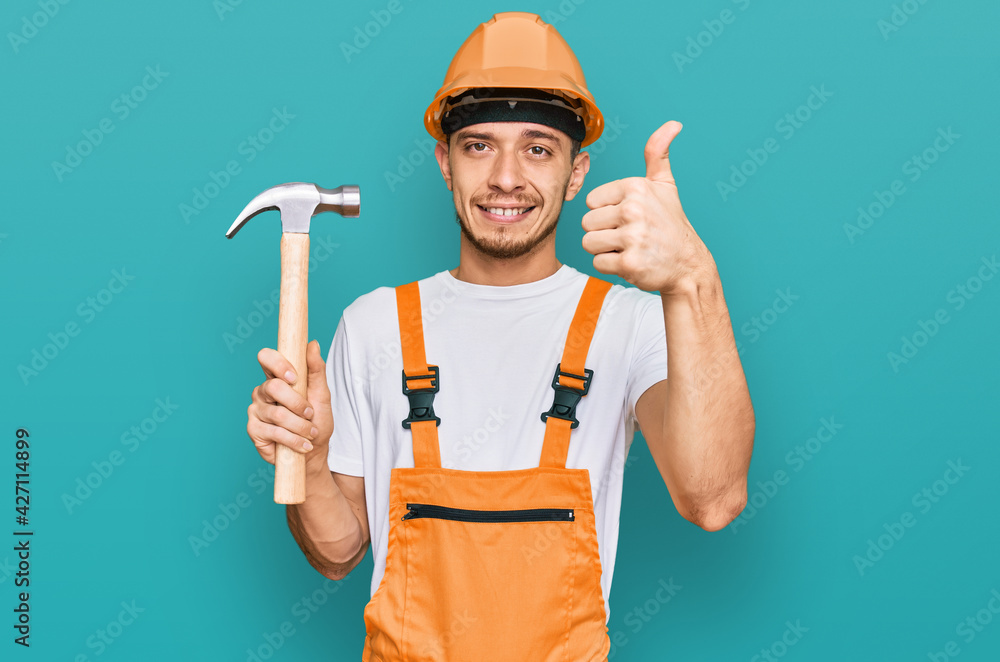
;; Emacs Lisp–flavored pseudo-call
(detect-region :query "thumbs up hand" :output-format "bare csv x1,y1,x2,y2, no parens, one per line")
582,121,713,294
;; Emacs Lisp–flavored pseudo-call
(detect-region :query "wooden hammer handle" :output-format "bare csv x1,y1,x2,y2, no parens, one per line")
275,233,309,504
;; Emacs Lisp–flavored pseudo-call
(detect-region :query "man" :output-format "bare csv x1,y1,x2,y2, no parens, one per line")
245,11,753,660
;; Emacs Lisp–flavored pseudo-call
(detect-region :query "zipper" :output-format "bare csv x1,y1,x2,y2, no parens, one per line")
402,503,574,522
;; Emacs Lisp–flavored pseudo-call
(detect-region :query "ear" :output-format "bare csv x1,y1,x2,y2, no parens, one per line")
563,150,590,201
435,140,453,191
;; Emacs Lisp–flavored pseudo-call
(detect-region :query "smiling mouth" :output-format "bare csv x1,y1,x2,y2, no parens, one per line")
477,205,536,222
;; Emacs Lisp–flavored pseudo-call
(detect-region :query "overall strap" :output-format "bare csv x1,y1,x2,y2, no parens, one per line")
538,276,613,469
395,281,442,468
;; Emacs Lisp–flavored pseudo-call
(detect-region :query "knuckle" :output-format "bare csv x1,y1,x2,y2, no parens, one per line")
622,198,643,219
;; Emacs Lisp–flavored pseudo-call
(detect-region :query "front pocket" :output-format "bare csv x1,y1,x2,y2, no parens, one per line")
402,502,574,522
399,502,578,662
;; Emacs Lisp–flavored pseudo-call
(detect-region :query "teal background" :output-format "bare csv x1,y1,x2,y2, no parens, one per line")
2,0,998,660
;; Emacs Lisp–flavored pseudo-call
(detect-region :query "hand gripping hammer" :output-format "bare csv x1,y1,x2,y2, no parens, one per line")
226,183,360,504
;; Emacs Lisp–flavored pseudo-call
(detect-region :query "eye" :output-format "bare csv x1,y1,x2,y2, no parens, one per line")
467,142,487,152
530,146,550,156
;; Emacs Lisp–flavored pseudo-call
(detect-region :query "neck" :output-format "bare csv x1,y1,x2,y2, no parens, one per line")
449,241,562,286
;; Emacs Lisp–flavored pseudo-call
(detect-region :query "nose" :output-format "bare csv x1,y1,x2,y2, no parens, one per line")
487,147,526,193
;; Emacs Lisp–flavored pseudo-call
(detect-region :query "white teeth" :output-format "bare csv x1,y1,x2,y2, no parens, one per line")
486,207,529,216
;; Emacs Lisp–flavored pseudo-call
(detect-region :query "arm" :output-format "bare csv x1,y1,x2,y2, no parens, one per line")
635,259,754,532
286,468,371,580
247,341,371,580
581,120,754,531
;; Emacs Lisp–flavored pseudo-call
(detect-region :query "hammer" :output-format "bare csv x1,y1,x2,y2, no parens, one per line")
226,182,360,504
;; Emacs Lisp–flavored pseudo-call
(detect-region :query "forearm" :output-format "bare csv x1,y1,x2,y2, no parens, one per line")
285,459,366,580
655,260,754,526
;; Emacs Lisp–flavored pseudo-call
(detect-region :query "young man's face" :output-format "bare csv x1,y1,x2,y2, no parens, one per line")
434,121,589,260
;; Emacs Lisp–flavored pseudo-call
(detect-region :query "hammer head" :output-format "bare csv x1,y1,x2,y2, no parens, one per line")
226,182,360,238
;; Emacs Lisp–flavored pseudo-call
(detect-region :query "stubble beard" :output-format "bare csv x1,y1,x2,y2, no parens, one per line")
454,179,570,261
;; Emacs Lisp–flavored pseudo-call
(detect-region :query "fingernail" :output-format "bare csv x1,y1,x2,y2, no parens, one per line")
310,427,319,438
284,370,296,384
304,407,314,418
303,441,314,451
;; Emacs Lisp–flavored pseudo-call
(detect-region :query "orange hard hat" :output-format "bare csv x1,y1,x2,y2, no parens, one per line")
424,11,604,148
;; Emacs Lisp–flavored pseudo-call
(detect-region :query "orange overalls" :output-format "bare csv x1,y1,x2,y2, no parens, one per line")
361,274,614,662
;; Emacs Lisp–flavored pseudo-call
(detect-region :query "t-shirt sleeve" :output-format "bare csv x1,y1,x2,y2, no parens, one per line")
326,313,365,477
625,293,668,430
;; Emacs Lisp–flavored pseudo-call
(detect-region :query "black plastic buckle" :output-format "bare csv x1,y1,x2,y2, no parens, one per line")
401,365,440,429
540,362,593,429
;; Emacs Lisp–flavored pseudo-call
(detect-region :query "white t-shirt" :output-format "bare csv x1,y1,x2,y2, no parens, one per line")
325,263,668,624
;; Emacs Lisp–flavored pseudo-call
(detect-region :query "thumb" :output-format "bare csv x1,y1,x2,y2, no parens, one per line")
305,340,330,396
644,120,683,184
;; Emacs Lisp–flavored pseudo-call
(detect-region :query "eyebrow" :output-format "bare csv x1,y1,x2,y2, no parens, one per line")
455,128,563,145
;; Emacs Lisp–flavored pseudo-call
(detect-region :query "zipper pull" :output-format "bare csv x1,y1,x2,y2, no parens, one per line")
402,504,419,520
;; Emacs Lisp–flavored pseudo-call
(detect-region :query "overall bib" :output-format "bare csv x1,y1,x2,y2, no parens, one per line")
361,275,614,662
